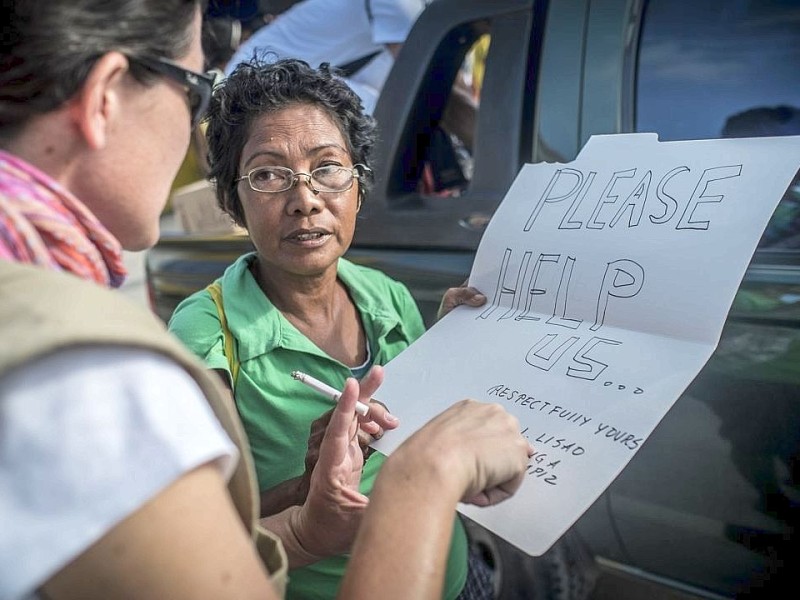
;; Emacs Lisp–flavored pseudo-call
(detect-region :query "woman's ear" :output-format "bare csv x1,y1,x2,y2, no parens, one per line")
69,52,130,150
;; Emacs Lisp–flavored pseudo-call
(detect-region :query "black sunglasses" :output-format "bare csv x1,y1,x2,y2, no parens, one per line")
127,55,215,128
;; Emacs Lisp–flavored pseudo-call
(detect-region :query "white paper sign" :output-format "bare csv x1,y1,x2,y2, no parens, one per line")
371,133,800,556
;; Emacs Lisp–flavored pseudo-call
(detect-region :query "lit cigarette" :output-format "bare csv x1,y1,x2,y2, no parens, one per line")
291,370,370,416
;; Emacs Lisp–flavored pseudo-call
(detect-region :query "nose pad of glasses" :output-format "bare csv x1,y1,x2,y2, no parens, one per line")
294,173,320,196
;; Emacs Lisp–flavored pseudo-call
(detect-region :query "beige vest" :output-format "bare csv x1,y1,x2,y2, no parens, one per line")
0,260,287,595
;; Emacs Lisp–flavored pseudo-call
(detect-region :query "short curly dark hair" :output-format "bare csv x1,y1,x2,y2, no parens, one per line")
205,57,377,227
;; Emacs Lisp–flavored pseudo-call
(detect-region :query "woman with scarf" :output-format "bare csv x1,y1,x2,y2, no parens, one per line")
0,2,531,599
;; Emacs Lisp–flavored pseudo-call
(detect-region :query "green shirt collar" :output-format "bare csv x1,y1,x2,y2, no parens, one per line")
220,253,407,363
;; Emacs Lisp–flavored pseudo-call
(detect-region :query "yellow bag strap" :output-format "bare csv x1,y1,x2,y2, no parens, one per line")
206,281,239,390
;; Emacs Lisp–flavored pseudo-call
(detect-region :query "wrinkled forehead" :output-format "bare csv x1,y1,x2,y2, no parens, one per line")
240,103,352,165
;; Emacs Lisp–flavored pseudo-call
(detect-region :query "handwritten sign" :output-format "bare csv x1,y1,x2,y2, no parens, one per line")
371,133,800,556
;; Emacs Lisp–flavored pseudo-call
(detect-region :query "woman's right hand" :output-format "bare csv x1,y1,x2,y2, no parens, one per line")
301,366,397,497
290,370,388,559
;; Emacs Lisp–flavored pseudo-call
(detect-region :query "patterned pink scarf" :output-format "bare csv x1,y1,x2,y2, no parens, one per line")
0,150,127,288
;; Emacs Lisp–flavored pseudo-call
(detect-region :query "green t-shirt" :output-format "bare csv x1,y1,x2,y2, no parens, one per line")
169,254,468,600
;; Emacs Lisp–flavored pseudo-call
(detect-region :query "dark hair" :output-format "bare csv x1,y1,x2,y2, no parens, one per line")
0,0,204,134
205,57,377,227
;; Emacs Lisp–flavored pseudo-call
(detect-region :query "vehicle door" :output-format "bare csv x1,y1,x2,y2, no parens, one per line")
575,0,800,595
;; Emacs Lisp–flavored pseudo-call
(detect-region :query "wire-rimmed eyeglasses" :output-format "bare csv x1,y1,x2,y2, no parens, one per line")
126,55,215,128
237,164,372,194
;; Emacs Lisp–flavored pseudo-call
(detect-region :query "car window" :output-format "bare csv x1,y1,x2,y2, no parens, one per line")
412,28,488,199
636,0,800,249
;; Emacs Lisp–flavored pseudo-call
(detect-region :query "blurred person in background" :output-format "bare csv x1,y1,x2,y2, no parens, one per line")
225,0,430,114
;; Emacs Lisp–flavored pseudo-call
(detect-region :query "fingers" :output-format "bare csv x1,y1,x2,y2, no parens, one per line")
459,286,488,307
358,365,384,403
307,368,393,470
317,378,361,468
356,429,374,448
462,466,527,507
359,399,398,434
402,400,530,507
355,381,389,460
456,404,530,507
356,366,398,438
437,283,487,320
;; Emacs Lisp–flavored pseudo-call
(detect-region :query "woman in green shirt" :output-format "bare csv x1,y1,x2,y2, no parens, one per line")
169,58,490,600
